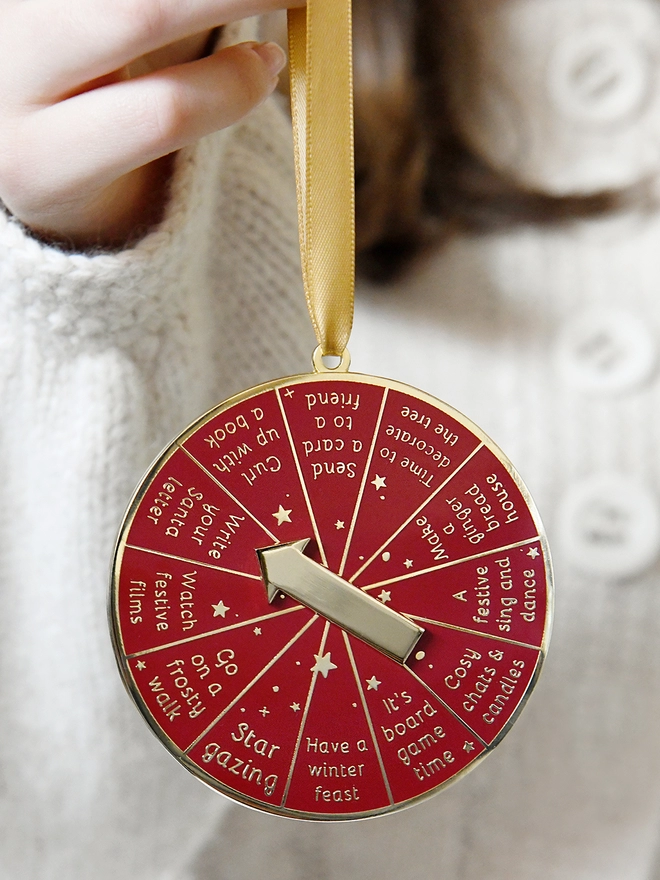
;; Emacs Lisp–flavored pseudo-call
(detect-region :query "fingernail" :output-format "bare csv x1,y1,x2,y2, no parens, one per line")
252,41,287,77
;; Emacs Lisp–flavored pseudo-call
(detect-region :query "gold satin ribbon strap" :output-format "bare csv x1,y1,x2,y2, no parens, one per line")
288,1,355,359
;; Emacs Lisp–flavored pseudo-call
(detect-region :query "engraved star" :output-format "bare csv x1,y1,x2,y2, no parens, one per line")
273,505,293,526
259,707,270,717
253,627,262,636
371,475,387,491
463,741,476,753
311,651,337,678
404,559,414,569
366,676,381,691
335,520,345,530
378,590,392,604
291,702,301,712
136,660,147,671
527,547,540,559
212,600,230,618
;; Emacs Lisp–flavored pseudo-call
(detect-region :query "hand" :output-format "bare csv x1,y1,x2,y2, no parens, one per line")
0,1,301,247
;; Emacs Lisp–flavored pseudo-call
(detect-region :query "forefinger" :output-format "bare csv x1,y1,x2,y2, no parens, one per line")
8,0,303,102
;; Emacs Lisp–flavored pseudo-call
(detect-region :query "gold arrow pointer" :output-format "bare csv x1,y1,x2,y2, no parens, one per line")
257,540,424,664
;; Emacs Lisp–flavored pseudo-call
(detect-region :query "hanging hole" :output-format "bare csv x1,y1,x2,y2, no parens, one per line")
312,346,351,373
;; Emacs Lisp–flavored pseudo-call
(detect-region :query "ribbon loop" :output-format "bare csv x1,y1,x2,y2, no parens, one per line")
288,1,355,359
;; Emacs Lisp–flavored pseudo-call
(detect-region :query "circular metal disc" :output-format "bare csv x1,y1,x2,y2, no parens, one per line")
110,371,553,820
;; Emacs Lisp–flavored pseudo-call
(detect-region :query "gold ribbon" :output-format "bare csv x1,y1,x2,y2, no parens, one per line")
288,1,355,359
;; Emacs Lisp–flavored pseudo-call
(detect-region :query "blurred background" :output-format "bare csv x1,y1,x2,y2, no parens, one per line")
194,3,660,879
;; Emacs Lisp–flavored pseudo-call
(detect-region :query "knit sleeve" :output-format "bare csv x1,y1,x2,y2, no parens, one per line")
0,129,225,346
0,22,313,880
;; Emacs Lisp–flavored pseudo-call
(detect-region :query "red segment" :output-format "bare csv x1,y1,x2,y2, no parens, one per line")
113,375,551,818
187,618,325,809
116,548,273,655
278,382,386,570
181,390,317,554
284,625,391,815
343,390,480,579
406,624,541,744
354,446,538,586
347,636,485,805
127,449,273,576
359,542,547,649
126,607,313,751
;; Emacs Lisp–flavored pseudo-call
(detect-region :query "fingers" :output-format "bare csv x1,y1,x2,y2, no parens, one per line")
11,0,304,101
1,42,286,215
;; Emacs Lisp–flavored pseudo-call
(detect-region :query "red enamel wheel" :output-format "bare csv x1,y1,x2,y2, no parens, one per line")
110,372,552,820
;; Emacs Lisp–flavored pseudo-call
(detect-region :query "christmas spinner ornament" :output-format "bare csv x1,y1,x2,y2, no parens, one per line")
110,1,553,821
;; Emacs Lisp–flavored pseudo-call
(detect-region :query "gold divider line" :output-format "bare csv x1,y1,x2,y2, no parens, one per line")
184,615,319,754
275,388,328,567
407,616,542,652
343,632,394,806
178,443,278,544
127,606,308,658
404,666,489,749
348,443,484,584
125,543,262,580
360,536,542,591
338,387,389,578
281,620,331,806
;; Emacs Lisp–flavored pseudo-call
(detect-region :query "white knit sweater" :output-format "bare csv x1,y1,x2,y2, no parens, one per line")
197,210,660,880
4,9,660,880
0,27,314,878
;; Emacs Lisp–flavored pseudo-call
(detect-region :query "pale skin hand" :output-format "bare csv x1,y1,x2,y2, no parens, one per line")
0,0,303,248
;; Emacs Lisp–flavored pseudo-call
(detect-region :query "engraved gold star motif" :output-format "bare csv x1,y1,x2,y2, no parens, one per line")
463,741,476,753
212,600,230,618
291,702,301,712
273,505,293,526
136,661,146,671
371,475,387,491
259,707,270,717
311,651,337,678
335,520,345,530
378,590,391,604
366,675,381,691
404,559,414,569
253,627,262,635
527,547,540,559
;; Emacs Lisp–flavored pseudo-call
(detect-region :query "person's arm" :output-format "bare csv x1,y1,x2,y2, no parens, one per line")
0,0,301,249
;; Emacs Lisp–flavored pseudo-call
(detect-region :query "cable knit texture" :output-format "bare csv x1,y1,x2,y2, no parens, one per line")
0,18,313,879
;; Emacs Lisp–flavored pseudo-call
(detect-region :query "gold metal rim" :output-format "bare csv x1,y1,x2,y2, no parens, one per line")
109,367,554,821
